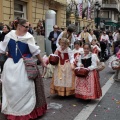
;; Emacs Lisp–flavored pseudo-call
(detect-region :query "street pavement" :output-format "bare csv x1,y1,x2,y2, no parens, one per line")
0,62,120,120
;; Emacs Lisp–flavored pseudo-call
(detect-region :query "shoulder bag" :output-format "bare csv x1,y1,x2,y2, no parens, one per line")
17,45,39,80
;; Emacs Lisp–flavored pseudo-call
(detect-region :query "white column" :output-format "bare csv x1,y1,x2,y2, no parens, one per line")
111,11,114,21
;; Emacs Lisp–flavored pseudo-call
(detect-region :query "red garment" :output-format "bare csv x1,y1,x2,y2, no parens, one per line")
58,51,69,65
74,53,80,59
6,104,47,120
92,47,99,55
74,53,80,67
75,70,102,100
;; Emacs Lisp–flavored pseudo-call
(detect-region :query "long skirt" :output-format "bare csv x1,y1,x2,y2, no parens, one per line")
75,70,102,100
1,58,47,120
50,62,75,96
6,76,47,120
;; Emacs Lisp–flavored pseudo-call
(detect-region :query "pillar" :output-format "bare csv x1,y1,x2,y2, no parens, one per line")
28,0,33,24
0,0,4,22
69,13,75,24
78,16,83,29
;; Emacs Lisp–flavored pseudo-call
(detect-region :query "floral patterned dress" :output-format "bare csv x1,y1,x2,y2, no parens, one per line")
75,53,102,100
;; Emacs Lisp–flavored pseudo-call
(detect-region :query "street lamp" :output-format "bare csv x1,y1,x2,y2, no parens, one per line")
66,0,79,25
94,1,101,29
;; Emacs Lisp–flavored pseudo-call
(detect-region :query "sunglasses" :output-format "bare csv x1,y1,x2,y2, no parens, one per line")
21,25,29,29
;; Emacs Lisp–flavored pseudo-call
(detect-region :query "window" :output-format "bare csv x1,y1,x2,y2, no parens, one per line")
14,1,27,19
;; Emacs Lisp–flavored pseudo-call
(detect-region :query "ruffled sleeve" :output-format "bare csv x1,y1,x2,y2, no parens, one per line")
88,54,98,70
68,48,74,63
0,35,10,53
27,37,41,56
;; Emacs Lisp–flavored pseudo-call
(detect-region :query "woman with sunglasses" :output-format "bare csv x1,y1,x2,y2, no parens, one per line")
0,18,47,120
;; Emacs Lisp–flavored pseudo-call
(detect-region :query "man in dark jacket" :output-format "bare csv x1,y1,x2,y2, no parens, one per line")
28,24,34,35
48,25,61,53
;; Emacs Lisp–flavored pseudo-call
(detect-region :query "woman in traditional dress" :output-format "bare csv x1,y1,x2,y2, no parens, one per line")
0,18,47,120
50,38,75,96
75,43,102,100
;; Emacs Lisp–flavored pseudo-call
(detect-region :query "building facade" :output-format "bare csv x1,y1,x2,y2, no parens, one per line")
100,0,120,31
67,0,120,31
0,0,67,28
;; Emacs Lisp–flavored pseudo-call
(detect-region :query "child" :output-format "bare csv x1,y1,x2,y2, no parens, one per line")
75,43,102,100
50,38,75,96
73,40,84,66
91,39,101,55
73,40,84,58
42,55,55,78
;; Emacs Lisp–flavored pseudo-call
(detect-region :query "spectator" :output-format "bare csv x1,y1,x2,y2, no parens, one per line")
90,30,97,40
100,20,105,31
0,24,10,42
0,22,3,33
28,24,34,35
78,27,92,43
56,26,75,48
48,25,61,53
36,20,45,36
0,24,10,73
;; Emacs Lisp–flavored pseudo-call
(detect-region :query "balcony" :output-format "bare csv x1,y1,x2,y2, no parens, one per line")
102,4,119,11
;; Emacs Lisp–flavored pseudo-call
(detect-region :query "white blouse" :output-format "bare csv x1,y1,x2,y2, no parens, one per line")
0,30,40,56
77,53,98,70
73,48,84,55
91,45,101,52
100,35,110,43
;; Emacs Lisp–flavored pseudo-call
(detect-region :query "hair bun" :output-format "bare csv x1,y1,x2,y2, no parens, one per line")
14,20,18,24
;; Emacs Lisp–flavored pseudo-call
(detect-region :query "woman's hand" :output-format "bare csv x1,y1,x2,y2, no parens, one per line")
6,52,8,56
80,64,84,67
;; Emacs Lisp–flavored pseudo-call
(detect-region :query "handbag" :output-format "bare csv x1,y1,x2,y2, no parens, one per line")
49,54,59,65
74,67,89,77
96,62,105,71
17,45,39,80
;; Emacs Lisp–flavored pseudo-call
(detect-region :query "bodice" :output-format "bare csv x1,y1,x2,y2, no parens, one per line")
81,56,92,68
8,39,32,63
58,51,69,65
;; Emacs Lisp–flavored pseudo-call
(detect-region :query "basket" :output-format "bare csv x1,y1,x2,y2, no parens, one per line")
49,54,59,65
111,59,120,70
96,62,105,71
74,67,89,77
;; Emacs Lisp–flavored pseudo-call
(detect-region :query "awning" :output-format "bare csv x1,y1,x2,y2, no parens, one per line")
54,0,67,5
105,22,117,27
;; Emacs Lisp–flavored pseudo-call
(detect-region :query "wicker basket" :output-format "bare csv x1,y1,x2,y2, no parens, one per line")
74,67,89,77
96,62,105,71
111,59,120,70
49,54,59,65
